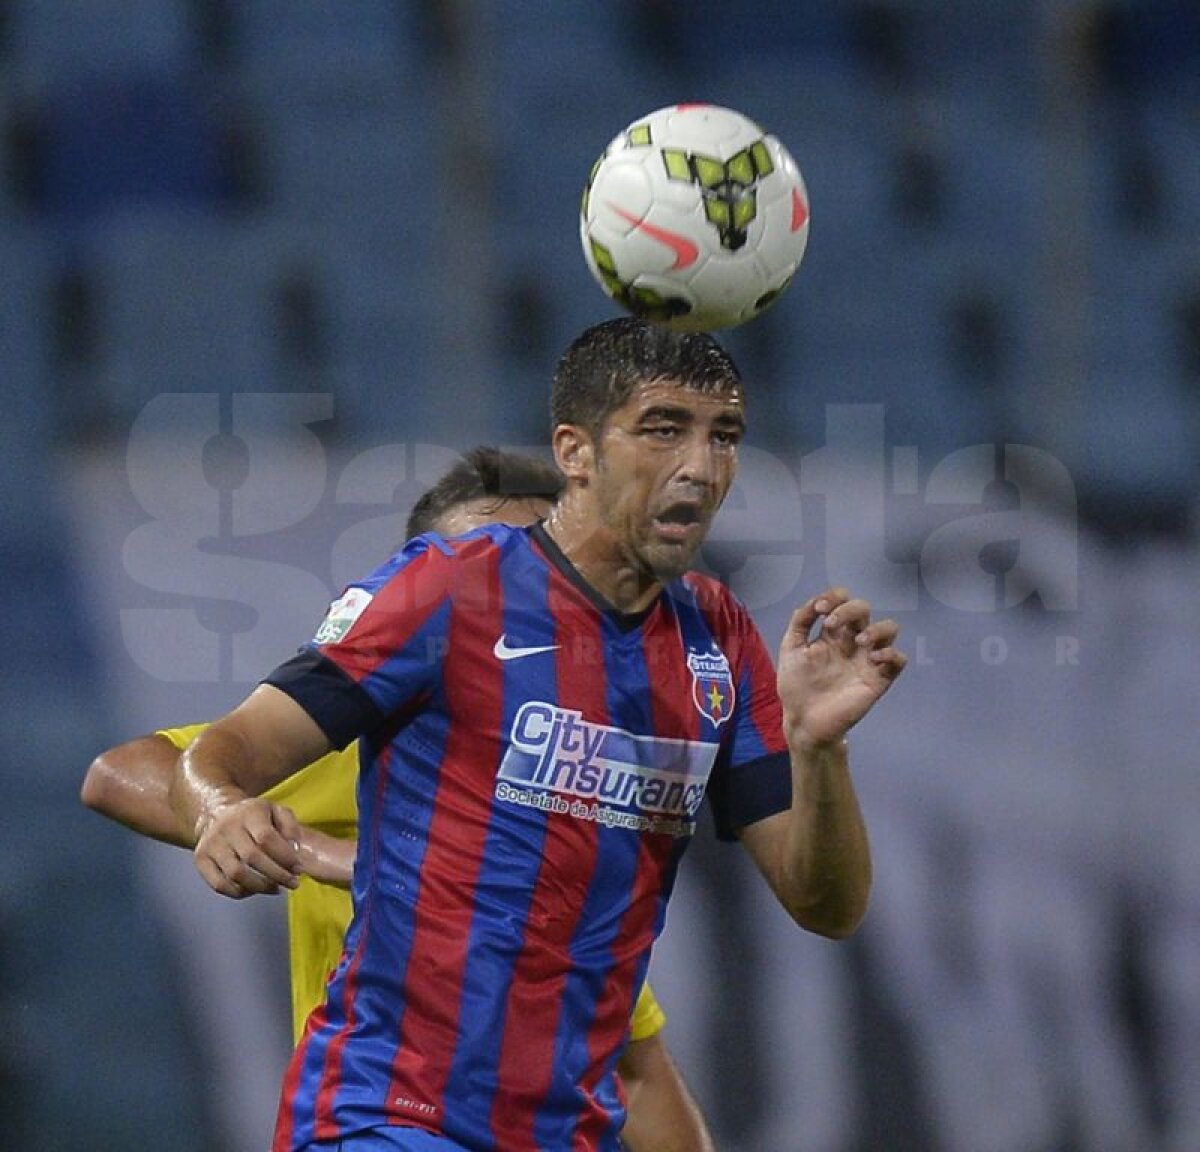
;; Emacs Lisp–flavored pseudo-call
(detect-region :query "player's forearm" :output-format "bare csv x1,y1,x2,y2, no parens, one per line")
81,735,194,848
297,828,355,886
618,1035,716,1152
169,685,332,841
775,738,872,938
169,722,265,841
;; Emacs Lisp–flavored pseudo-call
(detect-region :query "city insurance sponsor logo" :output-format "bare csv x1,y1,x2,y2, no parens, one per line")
495,701,715,836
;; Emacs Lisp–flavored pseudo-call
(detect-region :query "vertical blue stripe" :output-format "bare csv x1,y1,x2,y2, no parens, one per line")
288,662,454,1142
439,542,557,1150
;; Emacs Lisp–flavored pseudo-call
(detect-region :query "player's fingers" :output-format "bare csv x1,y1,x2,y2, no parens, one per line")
232,866,284,896
786,601,820,643
854,618,900,648
270,802,303,845
815,586,851,613
204,819,297,891
824,597,871,635
788,587,851,643
868,646,908,678
219,843,286,895
241,827,302,889
195,852,256,899
229,802,302,877
821,597,871,656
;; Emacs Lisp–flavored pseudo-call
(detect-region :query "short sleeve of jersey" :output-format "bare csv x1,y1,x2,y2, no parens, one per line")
156,723,207,751
700,586,792,841
263,537,459,750
629,983,667,1042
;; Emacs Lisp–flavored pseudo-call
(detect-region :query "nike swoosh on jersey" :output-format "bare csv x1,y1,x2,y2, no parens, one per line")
493,635,561,661
608,204,700,270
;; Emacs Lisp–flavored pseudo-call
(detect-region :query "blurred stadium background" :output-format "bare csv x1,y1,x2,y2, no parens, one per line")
1,2,1197,1150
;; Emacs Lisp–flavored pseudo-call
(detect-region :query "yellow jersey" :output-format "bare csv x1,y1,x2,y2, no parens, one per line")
159,725,666,1044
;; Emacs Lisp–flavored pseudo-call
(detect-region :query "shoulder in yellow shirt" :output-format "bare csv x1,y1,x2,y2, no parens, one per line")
629,981,666,1042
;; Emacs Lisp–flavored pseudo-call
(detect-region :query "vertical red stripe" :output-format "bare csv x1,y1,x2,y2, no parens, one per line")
694,575,787,755
310,925,362,1137
272,1034,304,1151
730,598,787,755
320,547,441,683
489,578,608,1149
384,547,507,1127
570,869,661,1152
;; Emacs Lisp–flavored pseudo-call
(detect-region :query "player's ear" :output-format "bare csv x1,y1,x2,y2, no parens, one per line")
552,424,594,482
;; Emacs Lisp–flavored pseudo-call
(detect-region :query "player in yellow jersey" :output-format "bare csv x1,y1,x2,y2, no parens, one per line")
82,447,714,1152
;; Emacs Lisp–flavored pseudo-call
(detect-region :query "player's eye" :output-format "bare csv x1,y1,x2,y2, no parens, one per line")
712,428,742,447
643,423,681,440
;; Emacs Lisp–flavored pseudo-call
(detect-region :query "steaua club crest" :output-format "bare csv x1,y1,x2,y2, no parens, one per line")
687,649,736,727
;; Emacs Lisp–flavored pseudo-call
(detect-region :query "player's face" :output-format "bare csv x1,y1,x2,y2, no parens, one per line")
591,378,743,582
432,496,554,537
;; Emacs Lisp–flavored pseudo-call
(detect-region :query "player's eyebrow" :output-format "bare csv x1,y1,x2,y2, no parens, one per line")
712,411,747,434
638,404,695,423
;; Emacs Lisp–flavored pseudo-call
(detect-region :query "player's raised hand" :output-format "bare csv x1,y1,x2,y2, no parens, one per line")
777,586,906,750
193,797,303,898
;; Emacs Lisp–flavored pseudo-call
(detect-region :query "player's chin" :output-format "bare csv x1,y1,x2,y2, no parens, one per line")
644,536,704,582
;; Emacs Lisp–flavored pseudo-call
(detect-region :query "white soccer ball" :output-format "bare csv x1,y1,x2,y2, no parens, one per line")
580,103,810,332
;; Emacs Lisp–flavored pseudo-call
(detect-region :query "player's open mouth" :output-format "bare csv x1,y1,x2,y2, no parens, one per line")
652,503,705,543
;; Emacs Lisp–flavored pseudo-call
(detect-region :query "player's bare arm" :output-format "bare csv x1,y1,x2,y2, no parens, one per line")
82,728,356,887
169,684,332,900
618,1032,717,1152
294,826,355,886
739,585,906,938
81,733,194,848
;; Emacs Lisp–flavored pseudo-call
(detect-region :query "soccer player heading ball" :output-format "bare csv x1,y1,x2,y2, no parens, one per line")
84,445,712,1151
172,318,906,1152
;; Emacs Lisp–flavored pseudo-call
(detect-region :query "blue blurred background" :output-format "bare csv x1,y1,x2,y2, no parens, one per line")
1,2,1198,1150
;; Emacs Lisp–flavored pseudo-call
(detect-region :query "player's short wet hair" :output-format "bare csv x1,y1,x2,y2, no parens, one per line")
550,316,743,435
405,446,564,538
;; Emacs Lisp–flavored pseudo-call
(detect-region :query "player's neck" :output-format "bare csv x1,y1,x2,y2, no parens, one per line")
542,504,663,616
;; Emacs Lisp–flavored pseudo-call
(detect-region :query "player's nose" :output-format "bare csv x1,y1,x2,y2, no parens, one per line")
674,432,720,488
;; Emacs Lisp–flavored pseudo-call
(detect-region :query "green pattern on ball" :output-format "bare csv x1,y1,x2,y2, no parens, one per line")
658,137,776,252
587,238,693,323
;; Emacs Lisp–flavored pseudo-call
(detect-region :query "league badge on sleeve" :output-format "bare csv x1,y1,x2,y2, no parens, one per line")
314,587,374,645
687,649,735,727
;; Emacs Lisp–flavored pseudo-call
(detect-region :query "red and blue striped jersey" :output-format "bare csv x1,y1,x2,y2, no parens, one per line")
266,523,790,1152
